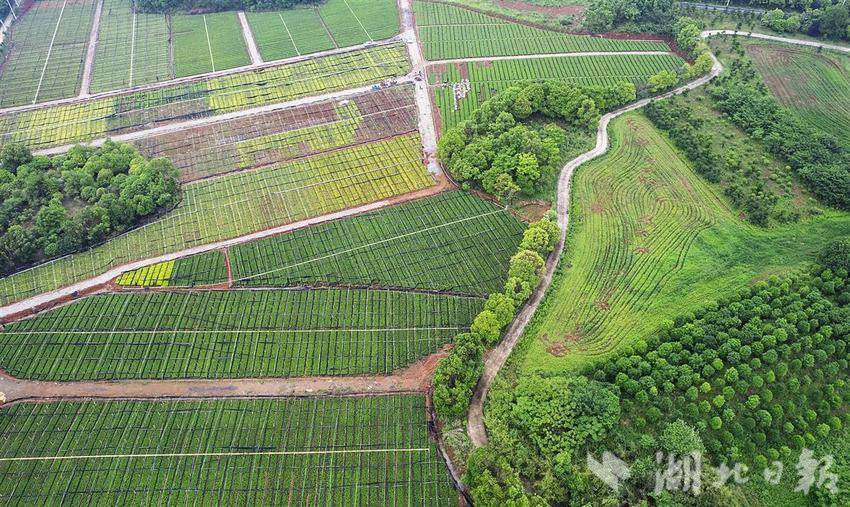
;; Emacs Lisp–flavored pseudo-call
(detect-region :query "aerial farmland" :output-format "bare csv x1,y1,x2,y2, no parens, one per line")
0,0,848,504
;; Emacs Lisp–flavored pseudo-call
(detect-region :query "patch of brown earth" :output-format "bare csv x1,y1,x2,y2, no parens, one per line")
455,62,470,80
590,201,605,214
495,0,584,16
540,329,583,357
514,199,551,222
634,247,649,254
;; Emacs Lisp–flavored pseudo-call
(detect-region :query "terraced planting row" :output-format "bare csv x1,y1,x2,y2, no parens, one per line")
413,1,669,60
742,41,850,147
0,0,97,107
90,0,171,93
247,0,400,61
115,250,226,287
231,191,525,295
0,44,410,149
0,396,457,504
0,133,433,305
133,85,418,182
430,53,684,129
0,288,481,379
521,113,850,375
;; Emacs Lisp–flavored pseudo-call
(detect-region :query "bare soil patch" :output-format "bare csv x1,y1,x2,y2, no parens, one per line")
514,199,551,222
495,0,584,16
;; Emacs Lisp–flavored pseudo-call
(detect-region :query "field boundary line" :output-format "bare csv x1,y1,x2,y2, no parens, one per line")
5,326,468,335
203,15,215,71
0,447,432,462
129,8,137,87
342,0,372,42
234,207,507,283
277,12,300,56
33,0,69,104
79,0,104,97
427,50,672,65
237,11,263,65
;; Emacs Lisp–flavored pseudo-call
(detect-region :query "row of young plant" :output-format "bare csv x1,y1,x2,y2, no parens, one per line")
432,214,560,421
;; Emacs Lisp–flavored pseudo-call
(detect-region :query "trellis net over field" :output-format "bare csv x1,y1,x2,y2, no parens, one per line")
0,396,458,505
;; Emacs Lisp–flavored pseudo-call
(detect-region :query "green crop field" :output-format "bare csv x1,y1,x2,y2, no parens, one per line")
133,85,418,183
741,40,850,148
89,0,171,92
0,396,457,504
0,44,410,149
247,0,399,61
172,12,250,77
0,133,433,306
518,113,850,375
430,53,683,129
116,250,227,287
0,288,480,379
0,0,97,107
230,191,525,295
413,1,669,60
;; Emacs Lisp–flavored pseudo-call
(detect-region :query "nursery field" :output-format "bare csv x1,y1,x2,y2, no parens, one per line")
429,53,683,129
413,1,669,60
231,191,525,296
115,250,226,287
0,44,410,149
0,397,458,504
0,133,433,306
172,12,250,77
89,0,171,93
133,85,418,182
519,113,850,374
0,288,480,379
741,40,850,147
247,0,399,61
0,0,97,107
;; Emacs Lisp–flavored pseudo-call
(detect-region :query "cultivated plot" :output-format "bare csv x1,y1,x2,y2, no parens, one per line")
231,191,525,295
0,0,97,107
429,53,684,129
0,133,433,305
413,1,670,60
172,11,250,77
0,288,480,379
246,0,399,61
115,250,226,287
0,44,410,149
521,113,850,374
89,0,171,93
0,397,458,504
133,85,418,182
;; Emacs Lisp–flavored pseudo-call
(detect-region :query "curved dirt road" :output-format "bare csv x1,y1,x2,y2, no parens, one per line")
467,30,850,447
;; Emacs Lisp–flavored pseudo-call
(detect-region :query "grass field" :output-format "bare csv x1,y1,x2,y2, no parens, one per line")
230,191,525,296
172,12,250,77
0,0,97,107
429,53,683,129
0,133,433,305
0,396,457,504
89,0,171,92
0,44,410,149
518,113,850,374
133,85,418,183
413,1,669,60
247,0,399,61
0,288,479,379
739,40,850,148
115,250,226,287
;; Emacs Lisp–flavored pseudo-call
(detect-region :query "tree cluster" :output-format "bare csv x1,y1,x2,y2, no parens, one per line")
0,141,180,275
759,4,850,40
709,51,850,209
433,215,561,422
135,0,315,13
646,17,715,93
437,81,636,200
583,0,678,33
645,98,783,226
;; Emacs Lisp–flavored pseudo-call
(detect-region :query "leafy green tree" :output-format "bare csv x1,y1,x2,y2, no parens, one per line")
648,70,678,92
660,419,705,454
0,142,32,173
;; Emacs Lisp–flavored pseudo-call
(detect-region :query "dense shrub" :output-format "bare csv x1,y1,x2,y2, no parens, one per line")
0,142,180,275
584,0,678,33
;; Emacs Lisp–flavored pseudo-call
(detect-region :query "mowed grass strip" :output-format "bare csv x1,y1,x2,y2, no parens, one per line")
520,113,850,375
0,0,97,107
230,190,525,295
0,397,458,504
413,1,669,60
0,133,433,305
90,0,171,93
0,288,481,379
172,12,250,77
430,53,684,130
